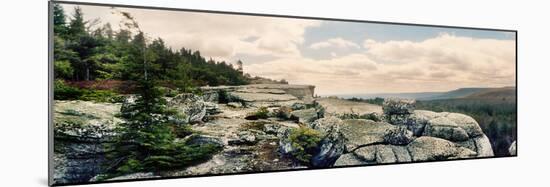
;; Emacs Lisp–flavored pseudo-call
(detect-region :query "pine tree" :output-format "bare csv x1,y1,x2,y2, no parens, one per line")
52,3,68,37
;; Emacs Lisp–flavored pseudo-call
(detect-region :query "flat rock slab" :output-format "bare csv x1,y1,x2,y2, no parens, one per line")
340,119,399,151
54,101,122,138
230,92,298,102
333,153,368,166
317,98,382,116
407,137,476,161
235,88,286,94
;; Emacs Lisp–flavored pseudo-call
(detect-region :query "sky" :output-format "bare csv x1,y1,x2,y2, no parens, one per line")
60,3,516,95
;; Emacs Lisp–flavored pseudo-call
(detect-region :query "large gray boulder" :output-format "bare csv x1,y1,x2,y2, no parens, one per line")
407,137,476,161
185,134,224,148
168,93,207,124
333,153,368,166
405,110,441,136
424,117,470,142
290,108,320,124
382,105,494,158
353,145,410,164
339,119,414,151
383,98,415,115
419,112,493,157
308,117,346,168
334,137,478,166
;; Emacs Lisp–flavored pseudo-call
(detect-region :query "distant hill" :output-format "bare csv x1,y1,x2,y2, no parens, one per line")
464,87,516,101
425,87,488,100
336,92,441,100
334,87,516,101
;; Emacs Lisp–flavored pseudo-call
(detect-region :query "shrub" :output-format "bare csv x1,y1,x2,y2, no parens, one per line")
79,89,124,103
254,107,270,119
54,60,74,79
168,124,193,138
275,106,293,119
54,79,125,103
54,79,84,100
158,86,179,97
288,126,322,164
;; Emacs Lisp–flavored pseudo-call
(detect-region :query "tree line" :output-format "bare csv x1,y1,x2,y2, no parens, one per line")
53,4,249,94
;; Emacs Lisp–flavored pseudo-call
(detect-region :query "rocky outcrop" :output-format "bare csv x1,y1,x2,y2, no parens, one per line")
332,98,494,166
383,98,416,115
53,101,122,184
200,84,315,105
54,84,499,184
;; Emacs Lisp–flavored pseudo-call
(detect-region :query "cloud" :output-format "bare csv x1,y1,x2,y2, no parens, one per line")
247,33,515,95
309,38,360,49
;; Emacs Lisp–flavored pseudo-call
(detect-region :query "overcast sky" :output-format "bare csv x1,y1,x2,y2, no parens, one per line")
60,3,516,95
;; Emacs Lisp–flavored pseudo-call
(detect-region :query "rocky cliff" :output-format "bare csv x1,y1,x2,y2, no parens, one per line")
53,84,494,183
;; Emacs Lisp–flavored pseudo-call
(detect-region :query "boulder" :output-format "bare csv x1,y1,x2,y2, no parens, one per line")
204,102,221,115
185,134,224,148
353,145,411,164
400,110,441,136
290,108,319,124
383,126,415,145
473,134,494,157
333,153,368,166
509,141,517,155
308,117,346,167
407,137,476,161
374,145,398,164
291,102,307,110
227,102,243,108
168,94,207,124
340,119,414,151
444,113,484,137
383,98,415,115
424,117,470,142
274,106,293,119
353,146,376,162
228,131,258,145
263,123,290,137
278,128,295,155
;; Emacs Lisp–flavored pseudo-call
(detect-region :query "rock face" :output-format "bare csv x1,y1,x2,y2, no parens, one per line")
53,101,122,184
333,98,494,166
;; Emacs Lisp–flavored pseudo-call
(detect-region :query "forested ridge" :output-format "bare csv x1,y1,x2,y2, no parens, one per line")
53,4,249,99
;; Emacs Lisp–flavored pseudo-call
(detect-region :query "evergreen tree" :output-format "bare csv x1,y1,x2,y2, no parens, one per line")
52,3,68,37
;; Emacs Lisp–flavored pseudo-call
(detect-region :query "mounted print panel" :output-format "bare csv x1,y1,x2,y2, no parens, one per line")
49,1,517,186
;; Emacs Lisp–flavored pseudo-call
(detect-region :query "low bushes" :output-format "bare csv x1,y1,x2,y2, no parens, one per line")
54,79,124,103
288,126,322,164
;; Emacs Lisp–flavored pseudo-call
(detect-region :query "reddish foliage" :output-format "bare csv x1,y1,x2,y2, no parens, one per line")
66,80,137,94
